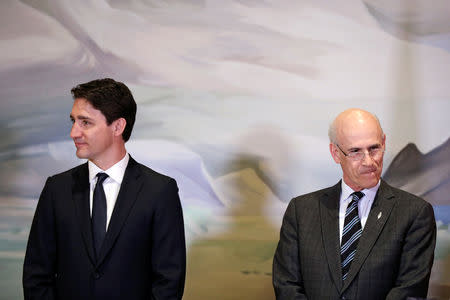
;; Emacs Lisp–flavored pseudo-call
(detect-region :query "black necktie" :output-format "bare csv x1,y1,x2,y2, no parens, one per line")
341,191,364,281
92,172,108,259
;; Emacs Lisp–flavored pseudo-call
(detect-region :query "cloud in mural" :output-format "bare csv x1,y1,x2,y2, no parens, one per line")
0,139,222,206
1,0,449,159
364,0,450,36
364,0,450,52
1,0,450,100
128,139,222,207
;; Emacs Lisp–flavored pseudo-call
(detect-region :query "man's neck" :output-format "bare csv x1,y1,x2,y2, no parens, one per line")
90,147,127,170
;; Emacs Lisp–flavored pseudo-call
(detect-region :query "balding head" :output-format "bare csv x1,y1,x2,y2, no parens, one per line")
328,109,383,145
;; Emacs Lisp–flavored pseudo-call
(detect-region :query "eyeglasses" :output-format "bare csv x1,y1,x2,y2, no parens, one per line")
335,144,384,161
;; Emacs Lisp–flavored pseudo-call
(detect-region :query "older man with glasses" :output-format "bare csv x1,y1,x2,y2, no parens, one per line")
273,108,436,300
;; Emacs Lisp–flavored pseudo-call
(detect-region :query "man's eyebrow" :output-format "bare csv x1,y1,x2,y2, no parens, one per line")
369,143,382,149
70,114,92,120
348,144,381,152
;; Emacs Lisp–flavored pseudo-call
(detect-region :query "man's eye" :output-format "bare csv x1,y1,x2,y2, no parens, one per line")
82,120,90,126
370,147,381,153
348,150,363,158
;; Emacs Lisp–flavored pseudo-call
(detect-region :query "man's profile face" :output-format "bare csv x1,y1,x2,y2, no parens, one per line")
70,98,115,164
330,113,385,191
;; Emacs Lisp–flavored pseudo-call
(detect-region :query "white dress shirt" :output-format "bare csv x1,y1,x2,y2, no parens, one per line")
88,153,129,230
339,179,380,244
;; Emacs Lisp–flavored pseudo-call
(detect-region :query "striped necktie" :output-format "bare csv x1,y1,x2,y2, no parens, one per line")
341,191,364,281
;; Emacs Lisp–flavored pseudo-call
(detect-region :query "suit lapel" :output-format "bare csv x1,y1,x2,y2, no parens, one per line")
319,182,343,292
96,157,144,266
71,163,96,265
342,180,396,291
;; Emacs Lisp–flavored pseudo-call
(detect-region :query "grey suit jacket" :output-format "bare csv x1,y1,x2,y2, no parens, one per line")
273,180,436,300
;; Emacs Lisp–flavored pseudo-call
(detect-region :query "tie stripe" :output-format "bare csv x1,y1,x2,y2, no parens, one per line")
345,202,358,217
341,229,362,253
342,249,357,268
341,191,364,281
342,216,360,236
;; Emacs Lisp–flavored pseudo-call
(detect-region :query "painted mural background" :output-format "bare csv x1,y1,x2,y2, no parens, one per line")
1,0,449,299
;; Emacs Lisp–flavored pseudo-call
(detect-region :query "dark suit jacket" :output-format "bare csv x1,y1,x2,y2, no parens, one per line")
23,157,186,300
273,180,436,300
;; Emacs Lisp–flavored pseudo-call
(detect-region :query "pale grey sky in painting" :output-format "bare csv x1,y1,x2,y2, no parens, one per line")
0,0,449,203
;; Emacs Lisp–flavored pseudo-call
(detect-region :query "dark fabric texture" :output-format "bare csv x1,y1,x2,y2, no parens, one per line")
92,172,108,260
273,180,436,300
23,157,186,300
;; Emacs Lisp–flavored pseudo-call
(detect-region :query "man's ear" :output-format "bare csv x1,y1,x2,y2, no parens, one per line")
329,143,341,164
112,118,126,137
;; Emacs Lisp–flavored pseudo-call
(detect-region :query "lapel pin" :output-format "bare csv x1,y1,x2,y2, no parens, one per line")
377,212,382,219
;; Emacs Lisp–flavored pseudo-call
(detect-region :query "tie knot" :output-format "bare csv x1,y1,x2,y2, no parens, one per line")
352,191,364,202
96,173,109,185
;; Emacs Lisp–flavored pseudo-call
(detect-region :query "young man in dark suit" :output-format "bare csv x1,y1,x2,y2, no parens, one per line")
273,108,436,300
23,78,186,300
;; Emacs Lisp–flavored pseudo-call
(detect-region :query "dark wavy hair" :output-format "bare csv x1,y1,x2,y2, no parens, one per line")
71,78,137,142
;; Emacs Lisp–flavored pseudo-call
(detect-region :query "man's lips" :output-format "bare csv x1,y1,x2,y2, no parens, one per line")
74,141,87,148
361,168,377,175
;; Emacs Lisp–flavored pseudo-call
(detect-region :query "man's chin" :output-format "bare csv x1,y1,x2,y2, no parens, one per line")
75,150,89,159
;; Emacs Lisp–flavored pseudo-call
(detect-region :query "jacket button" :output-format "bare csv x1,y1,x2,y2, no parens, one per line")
93,272,100,279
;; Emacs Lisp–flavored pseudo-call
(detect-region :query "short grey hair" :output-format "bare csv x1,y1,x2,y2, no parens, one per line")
328,120,338,144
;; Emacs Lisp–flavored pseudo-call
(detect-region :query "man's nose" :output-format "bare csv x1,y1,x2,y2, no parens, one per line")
70,123,80,139
361,150,374,165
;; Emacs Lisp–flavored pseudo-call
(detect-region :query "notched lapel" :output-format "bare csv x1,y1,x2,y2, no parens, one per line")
342,181,396,291
319,182,343,293
96,158,144,266
71,163,96,265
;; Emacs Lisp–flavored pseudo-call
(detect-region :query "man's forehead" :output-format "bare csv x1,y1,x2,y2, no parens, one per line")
337,120,383,146
71,98,104,118
338,129,384,147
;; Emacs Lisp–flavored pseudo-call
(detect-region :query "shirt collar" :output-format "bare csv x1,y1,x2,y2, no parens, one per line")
88,153,129,184
340,179,381,201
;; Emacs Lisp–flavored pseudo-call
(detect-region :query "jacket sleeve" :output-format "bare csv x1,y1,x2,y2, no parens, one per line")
273,200,308,300
23,177,57,300
150,178,186,300
385,202,436,300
